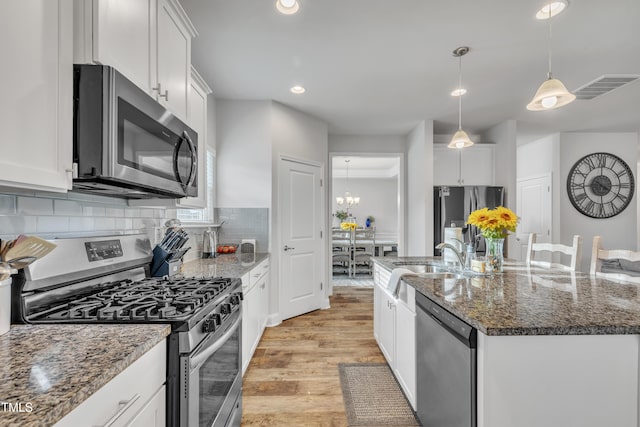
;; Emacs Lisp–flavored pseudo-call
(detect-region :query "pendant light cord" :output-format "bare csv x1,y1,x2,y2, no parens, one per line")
547,7,553,79
458,54,463,130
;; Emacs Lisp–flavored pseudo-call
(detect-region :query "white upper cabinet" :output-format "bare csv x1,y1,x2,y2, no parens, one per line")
433,144,495,186
74,0,197,121
0,0,73,193
178,66,212,209
155,0,195,121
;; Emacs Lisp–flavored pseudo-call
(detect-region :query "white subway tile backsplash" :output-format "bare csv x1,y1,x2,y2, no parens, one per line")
139,209,155,218
0,216,37,235
54,200,83,216
106,208,125,217
68,217,95,232
94,217,116,231
132,218,146,230
125,209,140,218
154,209,166,219
0,196,16,215
37,216,70,233
17,197,54,215
83,206,106,217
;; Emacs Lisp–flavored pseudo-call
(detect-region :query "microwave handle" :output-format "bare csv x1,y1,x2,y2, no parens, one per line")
183,131,198,188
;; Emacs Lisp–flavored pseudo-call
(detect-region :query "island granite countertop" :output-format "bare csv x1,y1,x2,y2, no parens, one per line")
0,323,170,427
373,256,640,336
181,253,269,279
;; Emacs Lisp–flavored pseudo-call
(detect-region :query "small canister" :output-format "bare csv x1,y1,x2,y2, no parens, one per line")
0,269,16,336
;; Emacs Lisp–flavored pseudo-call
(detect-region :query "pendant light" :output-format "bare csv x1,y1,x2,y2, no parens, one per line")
275,0,300,15
336,160,360,212
448,47,474,149
527,3,575,111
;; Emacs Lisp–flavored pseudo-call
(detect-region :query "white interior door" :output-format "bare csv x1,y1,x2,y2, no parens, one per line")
515,174,552,261
279,158,324,321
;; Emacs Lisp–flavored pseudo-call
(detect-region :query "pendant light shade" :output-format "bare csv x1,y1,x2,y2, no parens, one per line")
449,47,474,150
527,4,575,111
526,77,576,111
275,0,300,15
448,130,474,149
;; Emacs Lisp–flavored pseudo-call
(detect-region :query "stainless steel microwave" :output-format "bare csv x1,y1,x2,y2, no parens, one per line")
73,64,198,199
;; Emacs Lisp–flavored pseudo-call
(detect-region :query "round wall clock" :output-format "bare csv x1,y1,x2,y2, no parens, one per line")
567,152,635,218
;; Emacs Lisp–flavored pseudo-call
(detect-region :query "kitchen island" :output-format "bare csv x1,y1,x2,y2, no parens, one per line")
373,256,640,427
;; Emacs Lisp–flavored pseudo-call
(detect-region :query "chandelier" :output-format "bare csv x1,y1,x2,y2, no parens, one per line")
336,159,360,210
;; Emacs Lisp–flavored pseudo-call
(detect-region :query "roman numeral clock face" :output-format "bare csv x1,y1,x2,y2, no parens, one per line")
567,152,635,218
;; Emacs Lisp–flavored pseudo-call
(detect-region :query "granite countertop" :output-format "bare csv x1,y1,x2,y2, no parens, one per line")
374,256,640,336
0,324,170,427
181,252,269,279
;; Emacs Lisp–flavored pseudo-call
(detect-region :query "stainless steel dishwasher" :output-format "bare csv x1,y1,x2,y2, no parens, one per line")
416,292,477,427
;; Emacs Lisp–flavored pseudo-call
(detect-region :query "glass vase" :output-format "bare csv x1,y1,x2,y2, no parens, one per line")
484,237,504,273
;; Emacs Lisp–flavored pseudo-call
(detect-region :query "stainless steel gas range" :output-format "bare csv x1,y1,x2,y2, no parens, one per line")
10,234,242,427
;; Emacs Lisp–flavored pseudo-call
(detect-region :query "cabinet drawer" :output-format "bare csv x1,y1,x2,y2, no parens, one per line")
249,259,270,289
55,340,166,427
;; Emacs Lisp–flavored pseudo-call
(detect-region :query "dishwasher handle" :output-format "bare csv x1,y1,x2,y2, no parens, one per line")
416,292,477,348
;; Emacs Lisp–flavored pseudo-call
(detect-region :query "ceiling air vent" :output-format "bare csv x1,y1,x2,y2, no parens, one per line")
573,74,640,100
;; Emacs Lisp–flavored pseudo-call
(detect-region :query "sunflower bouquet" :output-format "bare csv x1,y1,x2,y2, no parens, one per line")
466,206,519,239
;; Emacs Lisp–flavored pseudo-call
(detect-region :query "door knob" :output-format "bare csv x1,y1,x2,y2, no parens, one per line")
284,245,295,251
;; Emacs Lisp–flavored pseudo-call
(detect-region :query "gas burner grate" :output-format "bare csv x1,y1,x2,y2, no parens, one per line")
28,276,237,322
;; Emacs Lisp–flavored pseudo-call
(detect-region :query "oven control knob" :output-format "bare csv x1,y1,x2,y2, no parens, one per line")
221,303,232,314
230,295,241,305
202,318,217,333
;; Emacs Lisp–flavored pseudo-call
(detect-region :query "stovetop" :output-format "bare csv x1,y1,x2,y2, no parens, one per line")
25,276,238,323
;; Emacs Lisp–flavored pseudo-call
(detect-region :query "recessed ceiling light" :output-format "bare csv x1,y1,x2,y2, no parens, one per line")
276,0,300,15
290,85,306,94
536,1,568,19
451,88,467,97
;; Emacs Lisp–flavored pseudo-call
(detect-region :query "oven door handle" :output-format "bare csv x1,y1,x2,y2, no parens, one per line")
190,313,241,371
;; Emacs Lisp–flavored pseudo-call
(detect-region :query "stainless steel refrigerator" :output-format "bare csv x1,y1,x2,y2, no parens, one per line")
434,186,504,254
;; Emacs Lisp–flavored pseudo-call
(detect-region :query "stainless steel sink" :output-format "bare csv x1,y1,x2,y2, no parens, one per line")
392,262,448,274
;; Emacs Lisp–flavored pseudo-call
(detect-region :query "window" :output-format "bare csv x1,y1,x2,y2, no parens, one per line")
177,148,215,223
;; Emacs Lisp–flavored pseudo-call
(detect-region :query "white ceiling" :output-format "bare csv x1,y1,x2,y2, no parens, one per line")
181,0,640,139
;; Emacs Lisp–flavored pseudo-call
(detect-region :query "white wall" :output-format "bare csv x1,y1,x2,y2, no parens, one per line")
406,120,434,256
332,177,398,239
517,134,561,243
271,102,329,319
484,120,517,256
560,132,639,272
215,100,272,208
329,134,406,153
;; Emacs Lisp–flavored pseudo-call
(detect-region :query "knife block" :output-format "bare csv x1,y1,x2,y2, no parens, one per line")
150,246,182,277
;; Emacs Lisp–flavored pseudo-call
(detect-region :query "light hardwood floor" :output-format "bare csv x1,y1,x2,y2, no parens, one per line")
241,286,385,426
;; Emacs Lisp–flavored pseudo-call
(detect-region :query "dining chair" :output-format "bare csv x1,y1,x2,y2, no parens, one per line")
590,236,640,284
526,233,582,272
352,228,375,276
332,228,353,276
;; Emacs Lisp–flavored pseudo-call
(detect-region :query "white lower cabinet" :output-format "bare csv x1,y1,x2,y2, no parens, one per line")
373,264,416,410
241,259,270,375
55,340,166,427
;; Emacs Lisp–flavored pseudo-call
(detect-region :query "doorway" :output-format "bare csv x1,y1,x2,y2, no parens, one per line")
329,153,405,289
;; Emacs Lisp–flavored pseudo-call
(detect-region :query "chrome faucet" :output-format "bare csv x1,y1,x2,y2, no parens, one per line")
436,242,466,269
